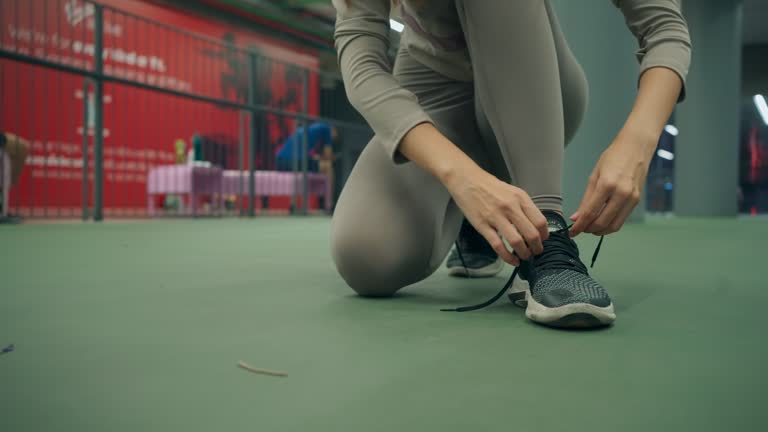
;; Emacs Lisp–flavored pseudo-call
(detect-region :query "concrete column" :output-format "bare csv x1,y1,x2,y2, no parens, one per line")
550,0,645,222
674,0,742,216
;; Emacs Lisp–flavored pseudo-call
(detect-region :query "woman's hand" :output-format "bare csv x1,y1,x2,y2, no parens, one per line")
397,122,548,265
569,131,654,236
570,67,684,237
444,166,549,266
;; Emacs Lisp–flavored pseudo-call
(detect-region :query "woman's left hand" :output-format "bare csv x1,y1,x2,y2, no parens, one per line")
569,131,655,237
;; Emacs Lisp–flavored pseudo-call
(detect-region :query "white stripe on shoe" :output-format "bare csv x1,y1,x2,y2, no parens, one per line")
447,257,504,278
506,276,530,308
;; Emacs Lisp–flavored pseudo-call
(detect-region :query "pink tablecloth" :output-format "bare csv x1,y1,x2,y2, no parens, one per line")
147,165,222,194
146,165,332,214
222,170,331,211
147,165,222,215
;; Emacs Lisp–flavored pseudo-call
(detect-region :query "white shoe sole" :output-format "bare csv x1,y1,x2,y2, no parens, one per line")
447,257,504,278
525,291,616,328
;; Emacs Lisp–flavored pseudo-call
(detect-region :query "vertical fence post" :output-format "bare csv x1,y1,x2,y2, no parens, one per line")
92,4,105,221
291,123,299,215
82,79,92,221
300,69,310,215
248,53,257,217
239,110,246,216
291,69,299,215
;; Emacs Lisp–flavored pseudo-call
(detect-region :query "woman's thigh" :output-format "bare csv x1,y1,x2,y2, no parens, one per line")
456,0,565,211
473,1,588,184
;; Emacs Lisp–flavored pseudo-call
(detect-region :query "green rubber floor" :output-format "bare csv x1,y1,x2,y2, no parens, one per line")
1,217,766,431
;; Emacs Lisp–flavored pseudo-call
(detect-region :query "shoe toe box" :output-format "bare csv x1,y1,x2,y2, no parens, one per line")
532,270,611,308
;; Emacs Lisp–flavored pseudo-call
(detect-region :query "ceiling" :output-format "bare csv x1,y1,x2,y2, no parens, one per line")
219,0,768,46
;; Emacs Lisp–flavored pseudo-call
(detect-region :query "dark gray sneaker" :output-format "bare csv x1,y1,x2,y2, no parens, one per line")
520,211,615,328
446,219,503,278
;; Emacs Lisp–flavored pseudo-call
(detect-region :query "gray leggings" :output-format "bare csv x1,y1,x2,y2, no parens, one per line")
331,0,588,296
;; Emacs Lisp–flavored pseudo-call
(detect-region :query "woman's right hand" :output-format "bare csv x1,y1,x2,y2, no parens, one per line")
443,166,549,266
397,123,548,266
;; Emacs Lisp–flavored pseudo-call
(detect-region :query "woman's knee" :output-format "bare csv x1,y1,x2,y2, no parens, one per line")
544,0,589,146
331,223,429,297
562,64,588,145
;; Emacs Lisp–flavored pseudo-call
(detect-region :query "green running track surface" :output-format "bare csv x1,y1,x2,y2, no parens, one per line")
1,217,766,431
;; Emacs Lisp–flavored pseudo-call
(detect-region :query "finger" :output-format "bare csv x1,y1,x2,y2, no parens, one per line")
570,174,598,236
521,199,549,242
571,179,611,237
479,227,519,266
495,218,531,261
584,192,624,234
512,206,544,256
600,194,640,235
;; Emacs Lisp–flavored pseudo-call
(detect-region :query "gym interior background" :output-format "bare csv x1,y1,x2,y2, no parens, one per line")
1,0,766,431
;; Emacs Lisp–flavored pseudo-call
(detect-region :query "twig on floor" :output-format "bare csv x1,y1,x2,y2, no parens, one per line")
238,361,287,377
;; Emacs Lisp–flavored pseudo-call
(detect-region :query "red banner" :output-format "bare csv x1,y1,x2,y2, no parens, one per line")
1,0,320,214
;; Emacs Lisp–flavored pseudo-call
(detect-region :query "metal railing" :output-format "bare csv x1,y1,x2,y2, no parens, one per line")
0,0,370,219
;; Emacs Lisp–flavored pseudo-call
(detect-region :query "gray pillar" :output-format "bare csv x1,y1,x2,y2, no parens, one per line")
675,0,742,216
550,1,645,222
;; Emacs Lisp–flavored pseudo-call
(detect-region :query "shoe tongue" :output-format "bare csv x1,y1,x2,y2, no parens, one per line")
543,211,568,233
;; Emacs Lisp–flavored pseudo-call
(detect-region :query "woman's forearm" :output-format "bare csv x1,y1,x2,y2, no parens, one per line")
398,122,549,262
617,67,683,157
398,122,483,186
570,67,685,235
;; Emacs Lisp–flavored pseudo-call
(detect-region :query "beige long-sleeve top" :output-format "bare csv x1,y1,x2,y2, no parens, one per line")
334,0,691,162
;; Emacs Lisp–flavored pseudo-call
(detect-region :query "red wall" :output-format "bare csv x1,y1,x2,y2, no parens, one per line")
1,0,320,214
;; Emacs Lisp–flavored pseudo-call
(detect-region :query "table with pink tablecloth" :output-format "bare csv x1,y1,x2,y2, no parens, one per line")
222,170,332,212
147,165,332,214
147,165,223,216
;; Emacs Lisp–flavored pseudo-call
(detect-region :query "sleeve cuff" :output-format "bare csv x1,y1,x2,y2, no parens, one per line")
386,111,433,164
638,42,691,103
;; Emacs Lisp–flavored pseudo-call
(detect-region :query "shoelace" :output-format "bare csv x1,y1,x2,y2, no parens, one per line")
443,226,604,312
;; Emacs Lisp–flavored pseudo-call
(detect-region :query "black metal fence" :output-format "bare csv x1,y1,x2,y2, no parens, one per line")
0,0,371,219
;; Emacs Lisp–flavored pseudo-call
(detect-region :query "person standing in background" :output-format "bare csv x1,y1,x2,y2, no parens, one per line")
0,132,30,223
275,122,338,172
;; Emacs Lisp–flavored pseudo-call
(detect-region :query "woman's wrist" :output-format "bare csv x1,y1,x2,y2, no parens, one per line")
615,121,660,162
437,157,485,191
